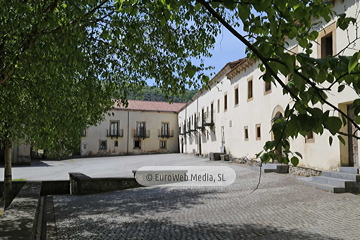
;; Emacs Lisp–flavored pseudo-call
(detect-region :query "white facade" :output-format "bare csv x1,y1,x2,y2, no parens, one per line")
178,0,360,171
81,100,183,156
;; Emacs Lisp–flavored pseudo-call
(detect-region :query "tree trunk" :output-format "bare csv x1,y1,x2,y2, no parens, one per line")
3,139,12,209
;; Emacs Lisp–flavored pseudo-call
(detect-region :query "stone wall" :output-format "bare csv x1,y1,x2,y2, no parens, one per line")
0,182,42,239
41,180,70,195
69,172,142,195
288,165,322,177
230,156,322,177
0,181,26,199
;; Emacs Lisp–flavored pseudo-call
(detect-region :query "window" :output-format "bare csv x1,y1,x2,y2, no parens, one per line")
247,77,253,101
202,108,205,125
194,113,197,127
134,140,141,149
244,127,249,141
306,131,315,143
136,122,146,137
321,33,333,58
217,99,220,113
210,103,214,122
256,124,261,140
114,140,118,147
81,129,86,137
264,82,271,94
224,94,228,111
110,121,119,136
161,122,169,136
160,140,166,149
234,86,239,106
318,22,336,59
99,140,107,150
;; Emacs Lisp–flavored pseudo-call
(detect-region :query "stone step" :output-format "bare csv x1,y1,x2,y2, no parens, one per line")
262,163,278,169
276,165,289,173
338,167,359,174
312,176,357,188
322,171,360,181
302,180,346,193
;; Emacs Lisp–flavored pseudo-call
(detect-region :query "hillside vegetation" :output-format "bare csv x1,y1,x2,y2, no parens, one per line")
128,86,197,103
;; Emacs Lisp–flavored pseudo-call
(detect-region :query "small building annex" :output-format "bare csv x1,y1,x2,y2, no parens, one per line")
81,100,185,156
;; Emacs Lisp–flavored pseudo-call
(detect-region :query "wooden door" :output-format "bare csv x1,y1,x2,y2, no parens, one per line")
347,104,358,167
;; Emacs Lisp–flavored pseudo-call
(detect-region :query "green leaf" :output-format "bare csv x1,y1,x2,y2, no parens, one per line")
260,153,270,163
355,116,360,124
299,38,307,48
294,152,303,159
338,85,345,93
291,156,299,166
325,117,342,135
348,52,359,73
329,136,333,146
338,135,346,145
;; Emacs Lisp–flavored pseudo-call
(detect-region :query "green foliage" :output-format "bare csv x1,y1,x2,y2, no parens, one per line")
0,0,221,157
127,86,196,103
13,178,26,181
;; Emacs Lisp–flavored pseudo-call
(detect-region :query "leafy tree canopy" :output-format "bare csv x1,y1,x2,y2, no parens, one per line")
0,0,221,156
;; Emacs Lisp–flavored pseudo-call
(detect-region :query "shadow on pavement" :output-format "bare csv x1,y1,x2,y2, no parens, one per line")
54,187,342,240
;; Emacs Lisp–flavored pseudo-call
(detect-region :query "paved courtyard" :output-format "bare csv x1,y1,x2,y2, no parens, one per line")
52,154,360,240
4,154,218,180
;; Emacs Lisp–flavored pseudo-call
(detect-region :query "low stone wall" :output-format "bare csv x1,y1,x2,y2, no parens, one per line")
41,180,70,195
231,157,322,177
0,181,26,199
0,180,69,198
0,182,42,239
288,165,322,177
231,156,260,166
69,172,142,195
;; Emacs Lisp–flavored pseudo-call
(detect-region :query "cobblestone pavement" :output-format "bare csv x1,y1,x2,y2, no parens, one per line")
54,156,360,240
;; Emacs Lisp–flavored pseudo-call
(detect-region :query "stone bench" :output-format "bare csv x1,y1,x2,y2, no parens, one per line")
0,181,42,240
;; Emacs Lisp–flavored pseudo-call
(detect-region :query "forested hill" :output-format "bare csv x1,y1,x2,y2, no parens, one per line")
128,86,197,103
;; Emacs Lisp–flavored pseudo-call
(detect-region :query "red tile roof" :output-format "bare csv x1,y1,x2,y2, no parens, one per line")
113,100,186,112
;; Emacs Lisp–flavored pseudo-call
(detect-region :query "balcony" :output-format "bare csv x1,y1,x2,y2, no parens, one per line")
189,124,197,132
133,129,150,139
202,113,214,127
107,129,124,138
158,130,174,138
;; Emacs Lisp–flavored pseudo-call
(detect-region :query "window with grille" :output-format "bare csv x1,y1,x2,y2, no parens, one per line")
161,123,169,136
110,121,118,136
